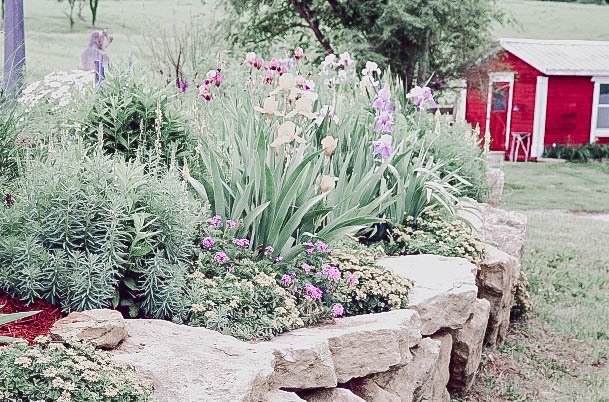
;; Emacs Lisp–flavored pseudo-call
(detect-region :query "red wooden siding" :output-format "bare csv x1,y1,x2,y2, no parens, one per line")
544,76,594,146
465,52,543,152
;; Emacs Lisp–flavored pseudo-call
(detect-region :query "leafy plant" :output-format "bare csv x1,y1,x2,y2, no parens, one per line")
381,210,485,263
0,310,40,343
0,337,153,400
0,142,201,318
80,70,192,165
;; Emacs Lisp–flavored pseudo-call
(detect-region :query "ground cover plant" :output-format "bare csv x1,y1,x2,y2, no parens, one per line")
0,337,154,401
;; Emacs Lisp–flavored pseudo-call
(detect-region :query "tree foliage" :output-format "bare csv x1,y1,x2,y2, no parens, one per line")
226,0,502,89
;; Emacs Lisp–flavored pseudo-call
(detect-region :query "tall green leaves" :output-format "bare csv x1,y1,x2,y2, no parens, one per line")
0,311,40,343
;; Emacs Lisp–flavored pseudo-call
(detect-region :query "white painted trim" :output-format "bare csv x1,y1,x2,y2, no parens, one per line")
485,72,515,151
456,80,467,121
531,76,548,157
590,76,609,142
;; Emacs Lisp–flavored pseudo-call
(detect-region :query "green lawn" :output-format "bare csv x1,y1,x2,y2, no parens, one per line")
469,162,609,400
501,162,609,212
0,0,218,80
496,0,609,40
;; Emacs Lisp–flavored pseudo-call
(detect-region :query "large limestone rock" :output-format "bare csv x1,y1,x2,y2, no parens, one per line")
266,390,305,401
480,203,527,260
430,332,453,402
111,320,276,402
448,298,491,393
378,255,479,335
266,309,422,387
458,199,527,260
300,388,365,402
477,244,520,348
346,337,441,402
486,168,505,206
50,309,126,349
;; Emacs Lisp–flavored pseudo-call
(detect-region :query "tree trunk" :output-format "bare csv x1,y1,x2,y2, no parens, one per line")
3,0,25,99
417,29,431,85
289,0,334,54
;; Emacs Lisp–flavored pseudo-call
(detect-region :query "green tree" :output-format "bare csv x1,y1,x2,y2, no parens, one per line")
227,0,502,89
89,0,99,26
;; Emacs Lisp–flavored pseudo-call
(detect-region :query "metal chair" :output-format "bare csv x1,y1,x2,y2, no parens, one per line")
509,132,531,162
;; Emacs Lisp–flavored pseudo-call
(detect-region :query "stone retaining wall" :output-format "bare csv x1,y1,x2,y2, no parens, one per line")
51,172,529,401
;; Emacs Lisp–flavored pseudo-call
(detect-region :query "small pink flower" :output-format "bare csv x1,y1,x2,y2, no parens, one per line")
245,51,257,65
294,47,304,60
332,303,345,317
215,252,229,264
322,265,341,282
201,237,215,249
304,283,323,300
315,240,331,253
281,274,294,286
269,58,279,70
275,256,284,263
214,73,224,86
232,238,250,248
227,220,236,229
206,215,222,228
347,272,359,287
253,58,264,69
301,263,312,273
264,246,274,256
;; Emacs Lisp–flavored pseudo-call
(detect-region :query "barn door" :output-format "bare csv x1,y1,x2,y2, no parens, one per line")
489,82,510,151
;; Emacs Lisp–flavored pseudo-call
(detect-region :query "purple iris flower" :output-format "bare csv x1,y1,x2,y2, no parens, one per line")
374,111,393,133
372,135,393,160
408,86,437,109
372,88,391,112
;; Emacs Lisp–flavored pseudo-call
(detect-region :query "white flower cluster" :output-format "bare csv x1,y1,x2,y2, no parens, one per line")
319,51,357,88
19,70,94,108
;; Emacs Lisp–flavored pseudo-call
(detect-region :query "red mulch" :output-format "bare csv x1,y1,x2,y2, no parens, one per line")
0,292,62,344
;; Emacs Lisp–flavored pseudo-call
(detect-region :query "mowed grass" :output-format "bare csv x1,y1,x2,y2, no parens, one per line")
500,162,609,212
468,162,609,400
0,0,219,80
497,0,609,40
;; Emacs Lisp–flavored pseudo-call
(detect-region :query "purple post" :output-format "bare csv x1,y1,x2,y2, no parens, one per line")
94,59,105,84
3,0,25,99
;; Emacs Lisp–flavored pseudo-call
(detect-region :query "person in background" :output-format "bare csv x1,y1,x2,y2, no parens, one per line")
81,30,113,71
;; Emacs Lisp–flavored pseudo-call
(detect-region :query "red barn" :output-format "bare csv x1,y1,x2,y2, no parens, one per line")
464,38,609,160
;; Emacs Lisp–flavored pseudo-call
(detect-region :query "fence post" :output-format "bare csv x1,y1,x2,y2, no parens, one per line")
2,0,25,99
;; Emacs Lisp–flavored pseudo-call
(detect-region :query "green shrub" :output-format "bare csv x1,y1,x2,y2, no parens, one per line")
80,70,192,164
0,105,23,183
0,337,153,401
417,115,489,202
543,143,609,162
381,211,485,263
0,142,201,318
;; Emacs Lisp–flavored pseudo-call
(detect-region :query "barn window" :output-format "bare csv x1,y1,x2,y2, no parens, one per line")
598,84,609,129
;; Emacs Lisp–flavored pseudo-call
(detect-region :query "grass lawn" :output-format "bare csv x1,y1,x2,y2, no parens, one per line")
497,0,609,40
0,0,219,80
468,162,609,400
501,162,609,212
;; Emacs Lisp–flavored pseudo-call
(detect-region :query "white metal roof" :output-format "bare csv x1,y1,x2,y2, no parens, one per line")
499,38,609,76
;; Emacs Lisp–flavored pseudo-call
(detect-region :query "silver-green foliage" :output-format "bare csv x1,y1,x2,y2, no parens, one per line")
0,142,201,318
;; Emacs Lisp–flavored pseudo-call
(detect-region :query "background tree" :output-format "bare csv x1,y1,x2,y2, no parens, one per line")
226,0,502,90
89,0,99,26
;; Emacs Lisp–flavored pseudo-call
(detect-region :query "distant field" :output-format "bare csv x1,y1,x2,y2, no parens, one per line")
0,0,217,80
496,0,609,40
2,0,609,80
